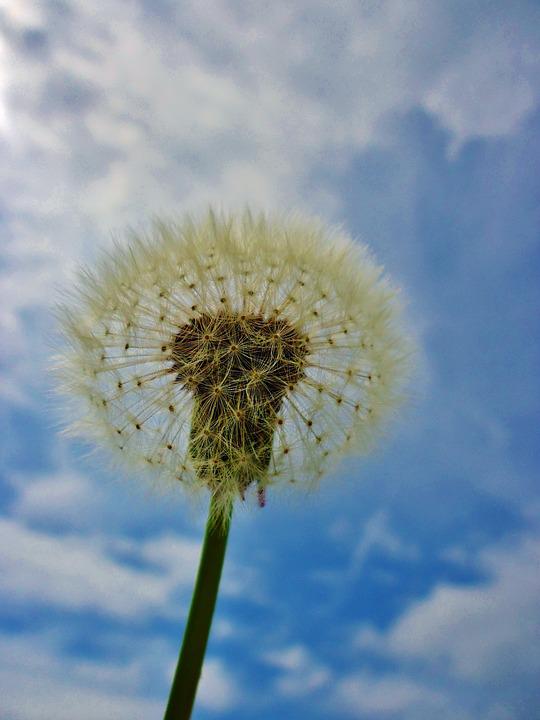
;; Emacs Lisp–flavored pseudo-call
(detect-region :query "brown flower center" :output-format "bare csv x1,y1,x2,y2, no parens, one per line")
171,312,309,494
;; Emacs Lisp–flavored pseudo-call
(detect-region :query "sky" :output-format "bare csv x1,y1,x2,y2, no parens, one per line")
1,1,539,719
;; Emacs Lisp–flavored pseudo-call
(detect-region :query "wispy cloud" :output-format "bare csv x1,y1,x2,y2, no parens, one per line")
353,531,540,718
334,671,453,719
0,629,240,719
0,631,164,720
2,0,539,412
0,517,198,618
262,644,331,697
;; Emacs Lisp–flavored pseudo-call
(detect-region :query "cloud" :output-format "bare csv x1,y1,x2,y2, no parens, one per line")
9,470,104,526
422,7,540,150
1,0,538,409
262,644,331,697
0,627,240,719
334,672,453,719
197,658,239,711
353,533,540,718
311,511,419,604
0,630,164,720
346,511,418,575
1,2,538,268
372,536,540,679
0,516,200,618
1,467,267,619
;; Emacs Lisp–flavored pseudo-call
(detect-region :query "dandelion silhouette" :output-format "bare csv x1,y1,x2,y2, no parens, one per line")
56,209,411,719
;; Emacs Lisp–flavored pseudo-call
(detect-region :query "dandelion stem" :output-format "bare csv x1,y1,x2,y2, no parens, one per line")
163,494,232,720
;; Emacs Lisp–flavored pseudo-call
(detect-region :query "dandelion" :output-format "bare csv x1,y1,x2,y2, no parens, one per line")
58,210,409,511
56,209,411,719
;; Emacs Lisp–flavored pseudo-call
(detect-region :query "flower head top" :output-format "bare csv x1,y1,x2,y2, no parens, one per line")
57,210,410,516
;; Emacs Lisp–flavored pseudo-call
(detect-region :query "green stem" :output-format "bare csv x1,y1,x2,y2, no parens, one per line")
164,494,232,720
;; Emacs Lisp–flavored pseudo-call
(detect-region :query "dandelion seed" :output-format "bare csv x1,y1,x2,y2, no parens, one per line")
56,209,411,519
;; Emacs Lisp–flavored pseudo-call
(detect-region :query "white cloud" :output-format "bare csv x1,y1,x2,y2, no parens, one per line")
347,511,418,574
313,511,418,598
10,470,102,526
1,0,538,407
0,631,164,720
353,534,540,717
380,537,540,680
254,535,540,718
0,629,241,719
1,3,538,277
2,472,266,622
197,658,239,711
423,11,540,150
334,672,453,719
211,617,236,639
0,516,199,618
262,644,331,697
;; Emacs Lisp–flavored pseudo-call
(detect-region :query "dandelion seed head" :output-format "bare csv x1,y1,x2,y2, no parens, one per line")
56,209,412,513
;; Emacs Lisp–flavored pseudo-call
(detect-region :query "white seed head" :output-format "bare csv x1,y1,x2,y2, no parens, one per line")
55,209,412,516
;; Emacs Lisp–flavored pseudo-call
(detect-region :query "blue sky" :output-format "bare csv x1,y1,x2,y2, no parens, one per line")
1,1,539,718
